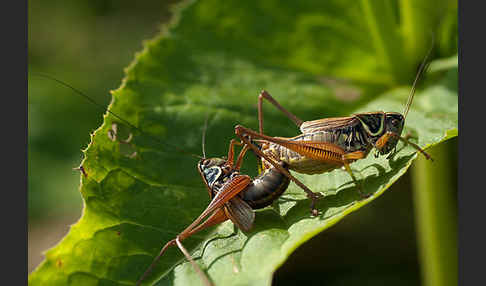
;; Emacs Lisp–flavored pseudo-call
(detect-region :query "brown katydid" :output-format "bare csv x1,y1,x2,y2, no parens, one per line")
136,137,291,286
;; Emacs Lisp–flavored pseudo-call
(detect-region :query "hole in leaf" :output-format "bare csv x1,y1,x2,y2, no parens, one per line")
107,123,117,141
108,122,133,143
119,142,137,158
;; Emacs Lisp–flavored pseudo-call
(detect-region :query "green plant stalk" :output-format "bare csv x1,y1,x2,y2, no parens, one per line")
437,1,458,57
360,0,409,84
399,0,445,75
411,140,457,286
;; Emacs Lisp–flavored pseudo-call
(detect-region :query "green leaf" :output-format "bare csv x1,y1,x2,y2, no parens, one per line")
29,1,457,285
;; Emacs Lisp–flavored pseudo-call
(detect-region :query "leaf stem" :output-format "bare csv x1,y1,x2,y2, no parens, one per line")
411,139,457,286
360,0,408,84
399,0,437,67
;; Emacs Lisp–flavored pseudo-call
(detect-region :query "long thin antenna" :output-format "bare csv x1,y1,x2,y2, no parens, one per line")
32,72,202,159
202,113,210,159
403,39,434,120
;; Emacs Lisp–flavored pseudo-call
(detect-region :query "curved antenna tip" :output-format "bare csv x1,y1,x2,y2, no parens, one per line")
403,39,435,120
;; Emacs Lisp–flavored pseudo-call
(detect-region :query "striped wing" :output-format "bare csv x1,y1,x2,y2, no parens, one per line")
299,116,358,133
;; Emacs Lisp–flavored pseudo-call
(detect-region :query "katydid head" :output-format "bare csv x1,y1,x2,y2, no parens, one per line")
380,112,405,154
377,46,432,155
197,113,229,188
197,158,227,188
356,42,432,156
355,111,404,155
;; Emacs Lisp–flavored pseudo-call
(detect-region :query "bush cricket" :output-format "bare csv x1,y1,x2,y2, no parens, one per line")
234,55,433,216
135,137,291,286
34,46,433,285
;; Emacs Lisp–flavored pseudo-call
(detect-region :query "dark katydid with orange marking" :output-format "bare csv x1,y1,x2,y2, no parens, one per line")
235,54,433,215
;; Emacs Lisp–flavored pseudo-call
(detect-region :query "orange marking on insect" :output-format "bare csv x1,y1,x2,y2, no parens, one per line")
281,141,345,164
342,151,367,161
375,133,391,149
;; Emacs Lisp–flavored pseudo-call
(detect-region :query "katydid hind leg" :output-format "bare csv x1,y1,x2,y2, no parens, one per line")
136,202,230,285
136,239,176,286
235,128,322,216
175,237,214,286
258,90,304,135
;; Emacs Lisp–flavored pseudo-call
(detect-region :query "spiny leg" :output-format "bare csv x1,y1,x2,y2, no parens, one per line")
226,139,239,168
235,129,322,216
136,200,229,286
237,124,348,164
175,237,213,286
137,235,213,286
258,90,304,135
136,239,176,286
135,235,214,286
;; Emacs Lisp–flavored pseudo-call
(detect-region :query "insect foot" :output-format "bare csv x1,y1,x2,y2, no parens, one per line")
308,191,323,217
358,188,371,199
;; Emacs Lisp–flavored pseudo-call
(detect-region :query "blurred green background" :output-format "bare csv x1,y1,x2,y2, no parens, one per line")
28,0,457,285
28,0,178,273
